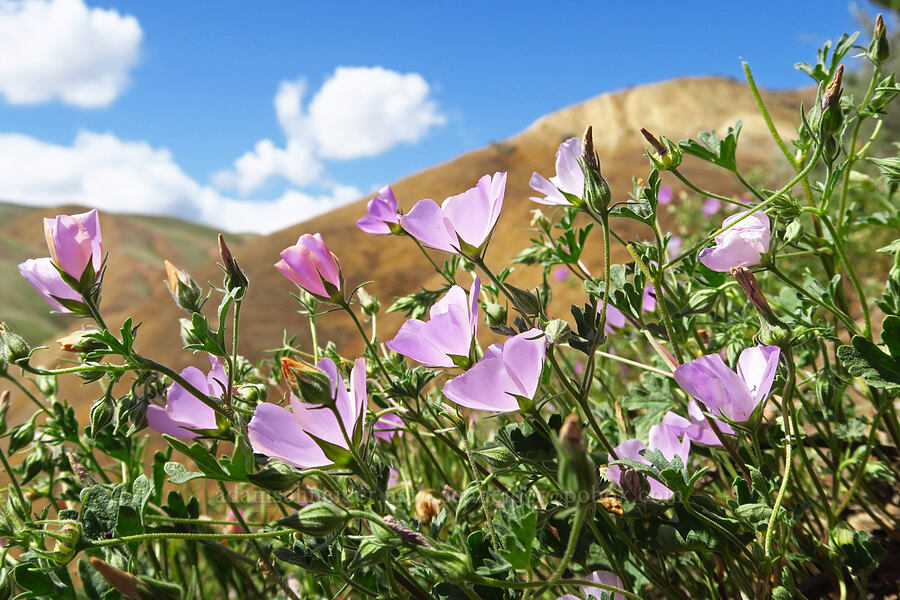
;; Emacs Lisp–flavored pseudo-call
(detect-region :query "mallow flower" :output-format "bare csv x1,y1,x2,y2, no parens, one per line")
401,172,506,256
275,233,342,299
248,358,367,469
558,570,626,600
387,276,480,368
698,211,771,272
529,137,584,206
660,399,733,446
607,421,690,501
442,328,546,412
674,345,780,422
374,412,404,443
19,209,103,312
147,355,225,438
356,186,401,235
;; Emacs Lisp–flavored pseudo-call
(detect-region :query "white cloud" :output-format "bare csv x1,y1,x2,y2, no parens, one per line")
0,131,359,234
214,67,444,194
310,66,445,160
0,0,142,108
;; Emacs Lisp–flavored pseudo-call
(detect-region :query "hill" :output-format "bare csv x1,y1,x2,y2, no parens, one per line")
2,76,811,418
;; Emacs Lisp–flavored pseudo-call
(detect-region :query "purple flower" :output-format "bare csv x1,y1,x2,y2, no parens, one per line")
147,355,225,438
374,412,404,443
702,196,721,216
602,304,626,332
275,233,342,298
357,186,400,235
668,235,683,258
387,277,480,368
658,185,673,205
248,357,368,469
43,209,103,278
552,266,569,282
18,258,84,313
660,399,733,446
698,211,771,272
674,345,780,422
607,421,690,501
529,137,584,206
400,172,506,256
19,209,103,311
442,328,546,412
558,570,625,600
642,285,657,313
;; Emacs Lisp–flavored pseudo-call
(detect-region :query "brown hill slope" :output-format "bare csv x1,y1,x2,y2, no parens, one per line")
6,76,811,416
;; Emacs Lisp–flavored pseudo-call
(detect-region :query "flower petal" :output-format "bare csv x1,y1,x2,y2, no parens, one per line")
442,357,520,412
400,198,456,252
248,403,330,469
674,353,754,421
737,345,781,406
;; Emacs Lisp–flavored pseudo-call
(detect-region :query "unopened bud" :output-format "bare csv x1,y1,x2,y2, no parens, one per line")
0,323,30,366
278,502,349,537
820,65,844,142
179,317,202,347
730,266,776,323
641,128,683,171
869,14,890,64
165,260,204,313
218,234,249,294
414,490,442,525
530,208,549,229
582,126,612,213
544,319,572,345
621,467,648,503
356,288,380,316
441,484,460,504
35,373,58,397
382,515,433,548
280,357,334,406
484,302,507,327
57,329,105,353
50,521,80,563
89,396,114,438
558,414,597,498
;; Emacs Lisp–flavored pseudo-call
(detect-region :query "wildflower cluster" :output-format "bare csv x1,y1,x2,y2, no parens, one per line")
0,19,898,600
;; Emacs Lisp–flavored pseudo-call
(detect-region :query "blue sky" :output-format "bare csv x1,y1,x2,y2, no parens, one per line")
0,0,884,232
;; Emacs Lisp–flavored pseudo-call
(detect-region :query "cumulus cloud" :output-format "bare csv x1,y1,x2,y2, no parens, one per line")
0,0,142,107
0,131,360,234
214,67,444,194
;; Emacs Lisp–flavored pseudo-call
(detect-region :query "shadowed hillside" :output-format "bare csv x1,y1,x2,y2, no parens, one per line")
3,76,811,417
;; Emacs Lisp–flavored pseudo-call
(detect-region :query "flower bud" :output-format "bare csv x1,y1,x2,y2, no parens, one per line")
530,208,549,229
50,521,80,563
280,357,334,406
35,373,58,397
89,395,114,438
9,414,37,454
218,234,249,294
414,490,442,525
165,260,204,313
57,329,105,354
557,414,597,499
868,14,890,64
730,266,776,324
582,126,612,213
356,288,380,316
382,515,433,548
507,285,543,316
621,467,648,503
278,502,349,537
0,323,30,366
484,302,507,327
544,319,572,345
641,128,683,171
820,65,844,141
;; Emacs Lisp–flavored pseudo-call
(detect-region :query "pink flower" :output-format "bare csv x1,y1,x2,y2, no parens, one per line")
529,137,584,206
668,235,683,258
660,399,733,446
18,258,84,313
374,412,404,443
19,209,103,312
275,233,342,298
357,186,400,235
698,211,771,272
387,277,480,367
248,358,367,468
702,196,721,216
401,172,506,256
552,266,569,282
146,356,225,438
558,570,626,600
641,285,657,313
607,421,690,501
658,185,673,205
43,209,103,278
674,345,780,422
442,329,546,412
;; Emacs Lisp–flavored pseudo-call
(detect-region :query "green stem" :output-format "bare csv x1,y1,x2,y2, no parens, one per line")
766,265,858,334
764,353,796,559
0,446,29,516
90,528,296,548
543,504,588,594
629,244,684,365
341,300,391,382
460,420,499,549
743,61,798,169
670,168,752,208
1,373,50,416
818,214,871,338
837,66,879,230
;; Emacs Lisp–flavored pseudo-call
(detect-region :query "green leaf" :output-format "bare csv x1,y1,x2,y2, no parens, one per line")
164,462,206,484
837,316,900,393
164,436,234,480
